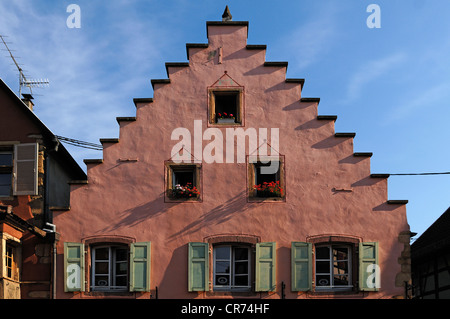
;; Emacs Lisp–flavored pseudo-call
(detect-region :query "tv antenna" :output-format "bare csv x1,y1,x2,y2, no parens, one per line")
1,35,49,96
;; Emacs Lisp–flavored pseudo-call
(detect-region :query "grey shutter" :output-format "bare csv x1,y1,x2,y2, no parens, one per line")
13,143,38,195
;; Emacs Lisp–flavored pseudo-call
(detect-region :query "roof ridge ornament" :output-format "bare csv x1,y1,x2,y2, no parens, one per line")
222,5,232,21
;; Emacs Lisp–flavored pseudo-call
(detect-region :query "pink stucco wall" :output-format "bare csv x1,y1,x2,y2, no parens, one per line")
54,21,410,299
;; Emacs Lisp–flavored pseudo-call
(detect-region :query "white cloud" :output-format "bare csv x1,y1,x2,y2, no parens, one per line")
275,4,340,72
0,1,174,167
342,52,406,103
386,82,450,123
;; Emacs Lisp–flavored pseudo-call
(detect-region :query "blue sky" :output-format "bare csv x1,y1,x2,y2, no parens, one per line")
0,0,449,239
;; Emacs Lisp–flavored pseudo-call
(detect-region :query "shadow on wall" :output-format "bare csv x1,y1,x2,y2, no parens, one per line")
100,192,171,232
158,244,188,298
168,190,256,241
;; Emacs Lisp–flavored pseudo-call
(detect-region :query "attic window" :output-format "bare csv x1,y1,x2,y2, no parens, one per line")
165,162,202,202
248,156,285,201
208,88,243,125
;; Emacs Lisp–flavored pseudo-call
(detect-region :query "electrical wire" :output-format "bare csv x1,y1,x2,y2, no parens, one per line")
56,135,103,151
390,172,450,176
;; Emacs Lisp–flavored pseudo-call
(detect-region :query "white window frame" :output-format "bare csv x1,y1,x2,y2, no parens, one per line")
213,245,251,292
91,245,128,291
315,244,353,291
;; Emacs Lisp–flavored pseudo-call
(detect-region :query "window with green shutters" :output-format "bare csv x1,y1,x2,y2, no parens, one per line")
255,242,276,292
63,241,151,293
291,242,312,291
290,241,380,293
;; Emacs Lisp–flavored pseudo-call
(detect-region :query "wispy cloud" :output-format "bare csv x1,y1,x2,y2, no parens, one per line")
275,4,340,72
0,1,174,166
342,52,406,104
386,82,450,123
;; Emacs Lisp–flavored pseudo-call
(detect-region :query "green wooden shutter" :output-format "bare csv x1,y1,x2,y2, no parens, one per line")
359,242,379,291
64,242,85,292
291,242,312,291
255,242,276,292
188,242,209,292
130,242,151,292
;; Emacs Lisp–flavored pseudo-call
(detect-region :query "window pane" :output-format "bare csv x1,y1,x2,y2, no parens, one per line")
316,261,330,274
234,248,248,261
215,275,230,286
235,261,248,275
216,261,230,274
215,246,230,260
95,276,109,287
0,154,12,166
95,247,109,260
316,246,330,259
334,261,348,274
173,170,194,186
116,262,128,275
333,275,349,286
333,247,348,260
115,275,127,287
116,248,127,261
234,275,249,286
95,262,109,274
316,275,331,287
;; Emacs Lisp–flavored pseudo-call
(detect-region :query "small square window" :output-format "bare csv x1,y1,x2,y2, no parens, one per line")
208,89,243,126
248,156,285,201
165,162,201,201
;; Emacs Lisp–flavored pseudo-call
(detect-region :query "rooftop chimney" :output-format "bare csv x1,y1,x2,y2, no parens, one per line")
21,93,34,111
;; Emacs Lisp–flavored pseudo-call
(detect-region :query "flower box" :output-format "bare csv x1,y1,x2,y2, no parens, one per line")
254,181,283,198
217,118,236,124
169,183,200,199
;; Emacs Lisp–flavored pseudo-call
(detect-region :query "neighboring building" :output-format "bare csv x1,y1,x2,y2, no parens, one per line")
411,207,450,299
0,78,86,299
54,9,411,299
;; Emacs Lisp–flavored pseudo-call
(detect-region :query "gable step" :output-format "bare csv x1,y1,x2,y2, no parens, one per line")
165,62,189,77
83,159,103,164
387,200,409,205
186,43,209,59
370,174,390,178
317,115,337,121
100,138,119,144
353,152,373,157
286,78,305,89
151,79,170,89
116,117,136,124
300,97,320,103
264,61,288,69
335,132,356,138
246,44,266,50
133,98,153,108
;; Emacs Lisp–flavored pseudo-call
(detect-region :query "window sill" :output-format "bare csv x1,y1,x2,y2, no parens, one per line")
248,196,285,203
206,290,257,298
82,291,136,299
307,289,363,298
165,196,202,203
